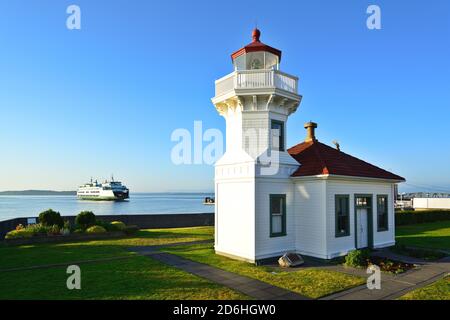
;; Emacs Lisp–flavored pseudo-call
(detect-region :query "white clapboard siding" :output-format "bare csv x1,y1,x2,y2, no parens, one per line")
215,180,256,261
325,180,395,258
293,180,328,258
254,179,295,260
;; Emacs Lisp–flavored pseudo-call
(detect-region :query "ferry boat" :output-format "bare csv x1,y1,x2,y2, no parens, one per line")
77,176,129,201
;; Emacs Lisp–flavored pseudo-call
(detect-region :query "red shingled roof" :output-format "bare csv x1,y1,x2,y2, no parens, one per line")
288,140,405,181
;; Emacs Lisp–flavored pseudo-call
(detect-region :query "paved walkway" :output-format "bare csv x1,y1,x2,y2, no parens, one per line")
131,243,448,300
320,251,450,300
129,243,310,300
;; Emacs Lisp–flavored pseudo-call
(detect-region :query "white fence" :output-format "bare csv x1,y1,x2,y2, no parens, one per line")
413,198,450,210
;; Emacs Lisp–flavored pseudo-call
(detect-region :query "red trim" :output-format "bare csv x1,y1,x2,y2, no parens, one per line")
231,43,282,61
231,42,282,61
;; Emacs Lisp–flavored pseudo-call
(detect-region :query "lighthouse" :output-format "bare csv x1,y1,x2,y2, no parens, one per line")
212,30,404,263
212,29,302,263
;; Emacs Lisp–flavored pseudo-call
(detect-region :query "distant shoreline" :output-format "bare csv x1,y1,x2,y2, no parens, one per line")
0,190,77,196
0,190,215,196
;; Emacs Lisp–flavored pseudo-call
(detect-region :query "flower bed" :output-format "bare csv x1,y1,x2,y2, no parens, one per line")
344,249,416,274
3,231,126,246
369,256,415,274
3,209,139,246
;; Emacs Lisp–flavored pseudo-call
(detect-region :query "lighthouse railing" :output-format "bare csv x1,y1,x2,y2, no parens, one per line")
215,69,298,97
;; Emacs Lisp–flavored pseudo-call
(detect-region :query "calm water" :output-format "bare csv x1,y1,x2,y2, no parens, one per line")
0,193,215,221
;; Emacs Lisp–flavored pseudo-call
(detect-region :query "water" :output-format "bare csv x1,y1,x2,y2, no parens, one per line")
0,193,215,221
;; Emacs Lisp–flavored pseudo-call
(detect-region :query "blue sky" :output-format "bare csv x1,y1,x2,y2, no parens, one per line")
0,0,449,192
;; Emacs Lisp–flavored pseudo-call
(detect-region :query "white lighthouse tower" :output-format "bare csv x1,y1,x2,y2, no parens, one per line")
212,29,302,263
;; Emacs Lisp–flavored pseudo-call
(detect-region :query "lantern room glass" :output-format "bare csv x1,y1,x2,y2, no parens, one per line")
233,52,279,71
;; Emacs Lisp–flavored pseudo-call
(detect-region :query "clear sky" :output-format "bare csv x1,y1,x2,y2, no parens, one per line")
0,0,449,193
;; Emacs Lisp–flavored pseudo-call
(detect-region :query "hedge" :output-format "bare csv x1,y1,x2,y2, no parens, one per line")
395,210,450,226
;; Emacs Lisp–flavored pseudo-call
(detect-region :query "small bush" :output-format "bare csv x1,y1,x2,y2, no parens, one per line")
26,223,50,235
345,249,371,267
5,229,34,239
47,224,61,236
76,211,96,229
111,221,126,230
86,225,106,234
123,225,139,236
74,228,84,234
38,209,64,228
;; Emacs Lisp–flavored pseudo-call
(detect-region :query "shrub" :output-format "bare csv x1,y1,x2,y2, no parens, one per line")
74,228,84,234
345,249,371,268
26,223,50,235
123,225,139,236
111,221,126,230
47,224,61,236
38,209,64,228
395,210,450,226
75,211,96,229
93,219,114,231
86,225,106,234
5,229,34,239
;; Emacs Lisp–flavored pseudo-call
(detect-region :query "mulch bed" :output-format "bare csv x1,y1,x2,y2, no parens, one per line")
369,256,415,274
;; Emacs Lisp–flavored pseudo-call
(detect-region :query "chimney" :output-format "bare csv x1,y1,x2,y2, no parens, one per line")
304,122,318,142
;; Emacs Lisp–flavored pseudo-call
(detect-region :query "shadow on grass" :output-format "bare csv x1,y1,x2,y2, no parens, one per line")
0,226,214,270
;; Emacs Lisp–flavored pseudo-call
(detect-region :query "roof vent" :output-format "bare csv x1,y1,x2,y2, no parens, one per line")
304,122,318,142
332,140,341,151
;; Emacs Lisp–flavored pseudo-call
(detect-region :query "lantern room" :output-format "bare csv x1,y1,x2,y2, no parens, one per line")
231,28,281,71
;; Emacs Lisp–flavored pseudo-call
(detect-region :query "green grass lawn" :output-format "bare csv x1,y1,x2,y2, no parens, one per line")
0,255,246,300
396,221,450,251
0,226,248,299
0,226,214,270
400,276,450,300
162,243,365,299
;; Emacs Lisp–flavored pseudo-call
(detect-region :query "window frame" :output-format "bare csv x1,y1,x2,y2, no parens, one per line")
335,194,350,238
269,194,286,238
377,195,389,232
270,120,285,152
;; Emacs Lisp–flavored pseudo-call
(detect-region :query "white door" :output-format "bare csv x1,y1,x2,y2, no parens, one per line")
356,208,368,248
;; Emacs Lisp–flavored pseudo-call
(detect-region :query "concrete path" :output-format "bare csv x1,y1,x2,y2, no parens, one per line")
130,242,448,300
129,244,310,300
321,253,450,300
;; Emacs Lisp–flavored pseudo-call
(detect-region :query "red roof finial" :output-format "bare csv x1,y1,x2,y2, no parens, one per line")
252,28,261,42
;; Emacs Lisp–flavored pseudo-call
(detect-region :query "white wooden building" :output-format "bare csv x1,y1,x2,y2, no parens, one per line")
212,29,405,263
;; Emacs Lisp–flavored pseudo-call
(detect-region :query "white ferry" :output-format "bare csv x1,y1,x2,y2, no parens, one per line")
77,176,129,201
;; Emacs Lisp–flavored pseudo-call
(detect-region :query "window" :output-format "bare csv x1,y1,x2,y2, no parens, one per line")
271,120,284,151
335,195,350,237
270,194,286,237
377,195,388,231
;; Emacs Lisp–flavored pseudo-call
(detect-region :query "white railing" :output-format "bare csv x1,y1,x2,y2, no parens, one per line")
215,69,298,97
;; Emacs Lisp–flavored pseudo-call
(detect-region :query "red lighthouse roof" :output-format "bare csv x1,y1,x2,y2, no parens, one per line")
231,28,282,61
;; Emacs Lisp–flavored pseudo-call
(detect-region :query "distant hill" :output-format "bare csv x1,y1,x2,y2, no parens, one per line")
0,190,76,196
